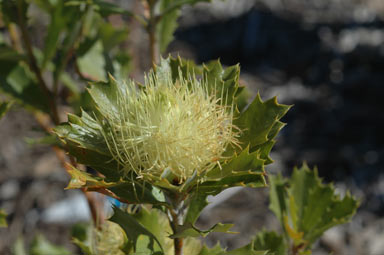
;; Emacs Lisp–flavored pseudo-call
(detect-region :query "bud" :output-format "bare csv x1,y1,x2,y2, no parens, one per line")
96,70,239,183
92,221,125,255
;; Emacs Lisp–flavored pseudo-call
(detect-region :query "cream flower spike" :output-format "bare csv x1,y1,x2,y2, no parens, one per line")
99,68,239,183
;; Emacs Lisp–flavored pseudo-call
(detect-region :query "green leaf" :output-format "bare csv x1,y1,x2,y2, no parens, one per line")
109,206,164,253
157,0,211,53
30,234,70,255
170,222,236,239
202,59,240,106
268,174,288,230
184,193,209,225
64,165,167,206
77,40,106,81
233,94,291,160
0,63,50,113
157,0,180,53
199,243,226,255
92,0,133,17
0,209,7,227
99,22,129,51
132,207,174,254
269,164,359,248
0,101,13,120
252,230,286,255
41,1,66,69
13,237,27,255
207,147,265,180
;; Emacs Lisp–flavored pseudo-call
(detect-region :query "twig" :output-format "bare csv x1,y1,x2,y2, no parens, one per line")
145,0,159,69
16,0,59,124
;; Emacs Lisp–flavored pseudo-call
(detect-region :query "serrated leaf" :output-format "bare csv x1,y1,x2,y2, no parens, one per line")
157,0,211,53
109,206,164,253
65,165,167,206
199,243,226,255
30,234,70,255
184,193,209,225
132,207,174,254
253,230,286,255
202,60,240,105
234,94,291,156
269,164,358,248
170,222,236,239
207,147,265,180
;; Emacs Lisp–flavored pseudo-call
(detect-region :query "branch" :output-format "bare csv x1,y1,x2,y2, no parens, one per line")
16,0,60,124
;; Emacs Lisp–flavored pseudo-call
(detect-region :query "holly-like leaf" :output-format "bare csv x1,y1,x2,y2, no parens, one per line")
252,230,286,255
65,165,167,206
132,207,174,254
202,59,241,106
109,206,164,253
269,164,358,249
156,0,211,53
234,94,291,158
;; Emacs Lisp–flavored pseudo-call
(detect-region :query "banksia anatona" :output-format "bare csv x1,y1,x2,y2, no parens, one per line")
97,70,239,182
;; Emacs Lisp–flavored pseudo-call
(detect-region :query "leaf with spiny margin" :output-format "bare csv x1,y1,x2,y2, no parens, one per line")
168,55,202,81
199,243,225,255
65,165,167,206
202,59,241,105
252,230,286,255
233,94,291,161
109,206,164,253
132,207,174,254
195,147,266,196
269,164,358,248
207,146,265,180
157,0,211,53
0,101,12,120
184,193,209,225
159,57,241,106
0,209,7,227
170,222,236,239
54,109,122,180
86,74,125,117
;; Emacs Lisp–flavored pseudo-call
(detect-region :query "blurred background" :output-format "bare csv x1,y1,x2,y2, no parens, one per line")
1,0,384,254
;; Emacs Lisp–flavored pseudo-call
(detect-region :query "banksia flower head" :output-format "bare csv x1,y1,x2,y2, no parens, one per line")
98,68,239,182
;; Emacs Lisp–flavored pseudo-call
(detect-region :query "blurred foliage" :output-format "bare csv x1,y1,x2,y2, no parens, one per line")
0,0,358,255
